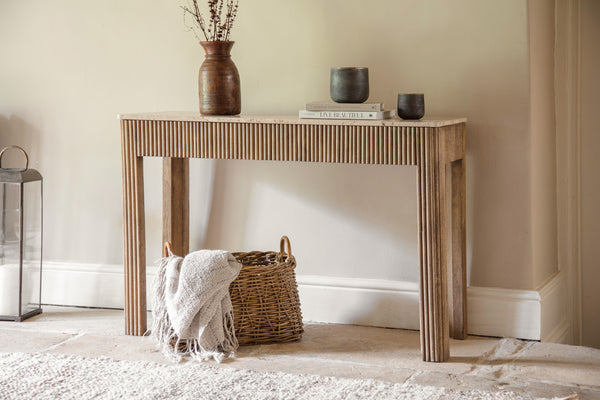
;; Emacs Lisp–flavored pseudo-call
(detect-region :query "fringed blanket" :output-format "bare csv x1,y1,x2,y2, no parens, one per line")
151,249,242,363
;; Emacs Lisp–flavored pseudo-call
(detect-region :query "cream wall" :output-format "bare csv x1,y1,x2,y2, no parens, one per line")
0,1,555,295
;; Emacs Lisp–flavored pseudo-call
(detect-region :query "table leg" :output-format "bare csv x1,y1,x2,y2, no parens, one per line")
416,132,450,362
162,158,189,256
449,158,467,339
122,140,146,336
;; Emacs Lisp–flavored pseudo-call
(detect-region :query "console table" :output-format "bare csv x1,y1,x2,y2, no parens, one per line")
119,112,467,362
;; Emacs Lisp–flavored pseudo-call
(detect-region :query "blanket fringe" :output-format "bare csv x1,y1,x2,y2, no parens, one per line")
151,256,183,362
185,309,238,363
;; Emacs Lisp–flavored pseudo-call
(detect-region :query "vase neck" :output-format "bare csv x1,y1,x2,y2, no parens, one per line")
200,41,234,56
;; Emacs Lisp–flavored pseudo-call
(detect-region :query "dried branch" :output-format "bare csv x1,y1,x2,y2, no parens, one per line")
180,0,239,42
224,0,238,41
181,3,208,41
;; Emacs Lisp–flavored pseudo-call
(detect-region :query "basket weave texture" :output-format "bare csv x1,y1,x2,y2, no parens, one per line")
163,236,303,348
230,236,304,345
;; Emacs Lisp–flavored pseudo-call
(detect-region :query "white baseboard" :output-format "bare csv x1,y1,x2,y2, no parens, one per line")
42,262,134,309
297,276,421,331
297,275,563,341
41,263,569,342
467,285,542,339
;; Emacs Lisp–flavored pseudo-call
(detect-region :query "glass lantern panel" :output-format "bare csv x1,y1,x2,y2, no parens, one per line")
0,182,22,317
21,180,42,315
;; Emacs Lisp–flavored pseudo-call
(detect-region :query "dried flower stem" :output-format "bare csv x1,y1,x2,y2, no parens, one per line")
181,0,239,42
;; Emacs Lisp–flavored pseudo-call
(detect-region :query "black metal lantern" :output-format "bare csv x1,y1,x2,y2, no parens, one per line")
0,146,43,321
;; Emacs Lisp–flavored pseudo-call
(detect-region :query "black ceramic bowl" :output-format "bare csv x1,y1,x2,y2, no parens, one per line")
397,93,425,120
330,67,369,103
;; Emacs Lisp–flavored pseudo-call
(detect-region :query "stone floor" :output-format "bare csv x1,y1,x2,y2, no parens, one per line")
1,306,599,399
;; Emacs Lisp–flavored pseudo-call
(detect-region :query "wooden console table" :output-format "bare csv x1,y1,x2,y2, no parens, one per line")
119,112,467,362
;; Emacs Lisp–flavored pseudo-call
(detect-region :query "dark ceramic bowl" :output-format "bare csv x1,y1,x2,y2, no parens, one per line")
397,93,425,119
330,67,369,103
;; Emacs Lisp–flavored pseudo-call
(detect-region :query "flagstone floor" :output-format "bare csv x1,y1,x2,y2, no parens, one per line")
0,306,599,399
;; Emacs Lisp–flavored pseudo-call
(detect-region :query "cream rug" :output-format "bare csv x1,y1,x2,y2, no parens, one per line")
0,352,576,400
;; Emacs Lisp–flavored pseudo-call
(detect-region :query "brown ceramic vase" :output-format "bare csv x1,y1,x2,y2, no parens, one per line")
198,41,241,115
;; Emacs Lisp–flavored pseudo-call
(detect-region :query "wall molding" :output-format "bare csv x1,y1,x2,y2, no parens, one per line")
554,0,582,346
539,271,570,343
41,262,567,342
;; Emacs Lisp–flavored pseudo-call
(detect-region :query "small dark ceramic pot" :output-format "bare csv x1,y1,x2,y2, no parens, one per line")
330,67,369,103
397,94,425,120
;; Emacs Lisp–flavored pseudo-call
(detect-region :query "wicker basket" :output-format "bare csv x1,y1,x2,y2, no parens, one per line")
162,236,303,347
231,236,304,345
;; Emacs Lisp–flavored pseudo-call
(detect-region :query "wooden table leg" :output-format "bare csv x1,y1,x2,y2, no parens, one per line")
449,158,467,339
162,158,189,256
122,125,147,336
417,131,450,362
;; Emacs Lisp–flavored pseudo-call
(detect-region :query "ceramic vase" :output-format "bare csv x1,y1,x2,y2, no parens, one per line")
198,41,241,115
397,93,425,120
330,67,369,103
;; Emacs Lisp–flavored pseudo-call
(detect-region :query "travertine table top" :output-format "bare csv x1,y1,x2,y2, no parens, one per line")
118,111,466,128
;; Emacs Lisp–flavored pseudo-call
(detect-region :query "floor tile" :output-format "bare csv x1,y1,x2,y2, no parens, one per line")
1,305,599,398
0,328,74,353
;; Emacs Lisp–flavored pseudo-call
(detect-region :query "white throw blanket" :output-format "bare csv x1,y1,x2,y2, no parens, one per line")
151,249,242,363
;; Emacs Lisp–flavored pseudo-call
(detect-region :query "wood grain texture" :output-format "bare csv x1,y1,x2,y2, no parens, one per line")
441,123,467,340
120,120,147,336
125,120,440,166
449,158,467,340
162,157,189,257
120,116,466,362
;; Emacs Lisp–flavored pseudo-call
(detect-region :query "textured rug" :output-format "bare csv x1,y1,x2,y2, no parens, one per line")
0,352,577,400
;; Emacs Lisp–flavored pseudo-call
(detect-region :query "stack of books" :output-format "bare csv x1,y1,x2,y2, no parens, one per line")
299,102,396,120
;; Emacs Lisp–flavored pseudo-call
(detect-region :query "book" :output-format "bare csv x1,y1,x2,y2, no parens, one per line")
299,109,396,120
305,102,385,112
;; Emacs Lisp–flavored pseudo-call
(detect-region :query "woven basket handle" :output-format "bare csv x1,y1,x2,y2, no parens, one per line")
163,242,174,257
279,236,292,259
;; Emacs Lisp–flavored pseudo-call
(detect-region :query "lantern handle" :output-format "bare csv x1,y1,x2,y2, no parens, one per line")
0,146,29,170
